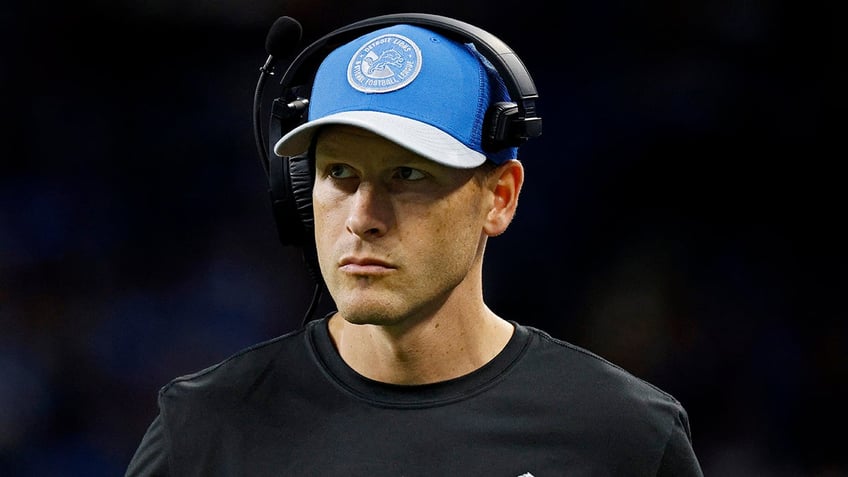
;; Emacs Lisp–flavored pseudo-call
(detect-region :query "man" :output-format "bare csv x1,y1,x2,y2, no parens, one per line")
126,17,704,476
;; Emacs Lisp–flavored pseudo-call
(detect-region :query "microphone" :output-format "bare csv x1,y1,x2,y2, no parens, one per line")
255,16,303,176
256,16,325,327
262,16,303,72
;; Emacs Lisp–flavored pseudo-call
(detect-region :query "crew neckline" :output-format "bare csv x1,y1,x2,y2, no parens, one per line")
307,316,532,408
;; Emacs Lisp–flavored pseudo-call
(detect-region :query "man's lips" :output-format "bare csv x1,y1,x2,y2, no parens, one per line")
338,256,395,274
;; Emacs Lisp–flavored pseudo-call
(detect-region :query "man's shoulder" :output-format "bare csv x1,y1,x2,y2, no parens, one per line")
520,324,685,411
516,324,699,474
157,324,313,406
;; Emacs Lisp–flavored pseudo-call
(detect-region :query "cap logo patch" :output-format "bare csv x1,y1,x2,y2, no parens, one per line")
347,33,422,93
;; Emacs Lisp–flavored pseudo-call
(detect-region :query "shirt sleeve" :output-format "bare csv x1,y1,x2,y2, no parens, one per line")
125,412,170,476
656,408,704,477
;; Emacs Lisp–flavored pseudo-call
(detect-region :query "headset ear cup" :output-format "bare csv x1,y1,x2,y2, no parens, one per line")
287,153,314,237
287,154,322,284
482,101,519,151
268,154,305,247
268,153,323,285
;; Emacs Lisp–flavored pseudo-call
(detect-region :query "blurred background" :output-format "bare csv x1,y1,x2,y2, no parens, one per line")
1,0,843,475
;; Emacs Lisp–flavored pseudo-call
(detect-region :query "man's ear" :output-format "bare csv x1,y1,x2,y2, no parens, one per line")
483,159,524,237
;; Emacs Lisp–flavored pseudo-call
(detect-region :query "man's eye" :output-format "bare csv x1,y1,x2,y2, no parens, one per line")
396,167,425,181
328,164,353,178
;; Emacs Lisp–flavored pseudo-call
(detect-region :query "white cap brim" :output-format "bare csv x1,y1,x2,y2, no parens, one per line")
273,111,486,169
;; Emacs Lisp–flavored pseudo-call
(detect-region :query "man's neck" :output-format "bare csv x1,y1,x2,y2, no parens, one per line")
327,305,514,385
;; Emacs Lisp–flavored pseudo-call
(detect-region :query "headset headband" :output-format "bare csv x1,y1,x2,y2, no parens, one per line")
278,13,540,117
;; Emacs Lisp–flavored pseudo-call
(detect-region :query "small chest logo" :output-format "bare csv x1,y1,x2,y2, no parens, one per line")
347,33,422,93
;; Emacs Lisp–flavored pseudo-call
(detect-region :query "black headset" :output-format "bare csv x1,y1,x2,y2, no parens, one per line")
252,13,542,322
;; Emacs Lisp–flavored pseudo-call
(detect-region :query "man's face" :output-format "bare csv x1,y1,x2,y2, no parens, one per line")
312,125,491,328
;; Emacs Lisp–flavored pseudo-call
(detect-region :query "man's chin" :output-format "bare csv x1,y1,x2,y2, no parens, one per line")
339,312,399,327
331,289,400,324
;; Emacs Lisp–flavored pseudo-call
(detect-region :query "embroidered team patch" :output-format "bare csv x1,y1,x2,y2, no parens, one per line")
347,33,422,93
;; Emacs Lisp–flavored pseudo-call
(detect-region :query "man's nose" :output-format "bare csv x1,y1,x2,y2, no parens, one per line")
345,183,389,239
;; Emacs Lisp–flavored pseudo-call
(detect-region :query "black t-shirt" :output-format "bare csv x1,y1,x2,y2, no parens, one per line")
126,318,703,476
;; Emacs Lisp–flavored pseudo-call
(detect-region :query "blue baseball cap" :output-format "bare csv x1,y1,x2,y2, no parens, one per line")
273,23,518,168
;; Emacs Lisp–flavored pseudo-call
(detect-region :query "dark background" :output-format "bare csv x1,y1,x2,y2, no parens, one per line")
1,0,843,475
